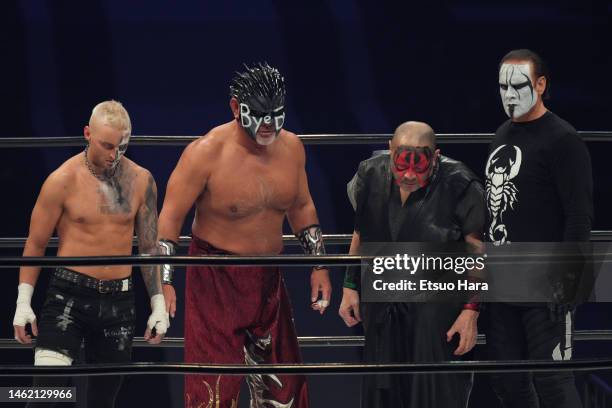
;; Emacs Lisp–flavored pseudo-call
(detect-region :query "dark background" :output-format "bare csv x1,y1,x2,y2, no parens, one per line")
1,0,611,406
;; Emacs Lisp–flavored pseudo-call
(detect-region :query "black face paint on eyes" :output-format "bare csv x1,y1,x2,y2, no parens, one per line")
504,66,534,97
515,71,533,100
239,102,285,140
500,64,537,119
512,81,531,90
230,62,286,143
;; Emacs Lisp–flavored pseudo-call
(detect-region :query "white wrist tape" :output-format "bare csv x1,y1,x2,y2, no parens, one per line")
17,283,34,304
151,294,165,312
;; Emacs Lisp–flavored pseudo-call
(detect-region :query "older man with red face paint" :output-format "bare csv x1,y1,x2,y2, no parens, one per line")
339,121,486,408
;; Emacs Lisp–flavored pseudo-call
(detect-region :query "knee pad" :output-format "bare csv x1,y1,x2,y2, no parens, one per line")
34,348,73,366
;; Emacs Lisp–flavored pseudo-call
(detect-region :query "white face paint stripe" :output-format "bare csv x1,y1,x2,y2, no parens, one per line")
499,63,537,119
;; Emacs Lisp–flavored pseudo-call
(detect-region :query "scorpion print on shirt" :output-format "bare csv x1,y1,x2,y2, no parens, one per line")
485,144,522,245
484,111,592,245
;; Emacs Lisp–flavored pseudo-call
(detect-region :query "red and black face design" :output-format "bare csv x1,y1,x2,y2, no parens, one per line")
391,146,434,189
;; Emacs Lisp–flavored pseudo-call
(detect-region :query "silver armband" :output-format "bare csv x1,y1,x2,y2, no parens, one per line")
296,224,326,270
158,239,177,285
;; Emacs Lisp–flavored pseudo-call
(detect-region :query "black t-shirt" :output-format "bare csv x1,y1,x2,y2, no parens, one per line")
485,111,593,243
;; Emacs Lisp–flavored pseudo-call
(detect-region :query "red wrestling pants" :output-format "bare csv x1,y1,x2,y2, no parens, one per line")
184,236,309,408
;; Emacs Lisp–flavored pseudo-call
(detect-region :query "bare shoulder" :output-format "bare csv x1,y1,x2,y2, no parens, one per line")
33,154,81,204
279,130,305,161
183,124,228,162
45,154,80,189
122,158,156,195
123,157,152,178
280,129,302,147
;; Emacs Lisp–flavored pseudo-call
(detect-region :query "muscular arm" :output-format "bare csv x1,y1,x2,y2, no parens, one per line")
157,138,213,316
20,172,67,287
286,137,331,312
158,139,211,243
286,139,320,232
136,171,161,297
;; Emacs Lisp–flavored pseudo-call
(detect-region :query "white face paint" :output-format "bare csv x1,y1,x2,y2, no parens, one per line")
499,63,537,119
111,134,130,169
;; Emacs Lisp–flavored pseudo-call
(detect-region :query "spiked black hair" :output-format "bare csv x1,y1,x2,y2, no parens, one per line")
229,62,285,106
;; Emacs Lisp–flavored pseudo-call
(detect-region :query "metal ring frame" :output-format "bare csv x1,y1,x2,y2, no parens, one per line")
1,231,612,249
1,132,612,148
1,255,612,377
2,359,612,377
2,132,611,377
2,330,612,350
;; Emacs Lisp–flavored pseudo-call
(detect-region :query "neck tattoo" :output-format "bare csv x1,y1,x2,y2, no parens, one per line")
84,145,116,181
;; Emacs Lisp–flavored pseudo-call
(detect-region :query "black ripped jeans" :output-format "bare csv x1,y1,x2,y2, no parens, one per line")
29,269,136,408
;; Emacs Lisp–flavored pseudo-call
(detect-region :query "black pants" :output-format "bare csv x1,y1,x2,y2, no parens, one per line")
361,302,473,408
29,271,136,408
486,303,582,408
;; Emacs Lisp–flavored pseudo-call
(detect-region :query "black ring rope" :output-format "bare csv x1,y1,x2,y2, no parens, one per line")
2,331,612,350
2,251,612,268
1,231,612,249
1,359,612,378
0,131,611,148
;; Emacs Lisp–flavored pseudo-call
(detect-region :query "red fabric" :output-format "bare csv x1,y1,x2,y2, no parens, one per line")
462,302,480,311
184,235,309,408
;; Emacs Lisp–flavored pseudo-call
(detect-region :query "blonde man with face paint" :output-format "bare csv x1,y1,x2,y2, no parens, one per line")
12,100,169,408
485,49,592,408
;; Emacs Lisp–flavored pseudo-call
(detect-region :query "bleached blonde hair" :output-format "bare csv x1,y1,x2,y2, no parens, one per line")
89,100,132,138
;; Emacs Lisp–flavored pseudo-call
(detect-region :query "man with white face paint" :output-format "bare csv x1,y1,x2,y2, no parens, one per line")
485,50,593,408
13,100,169,408
158,63,330,407
499,63,538,120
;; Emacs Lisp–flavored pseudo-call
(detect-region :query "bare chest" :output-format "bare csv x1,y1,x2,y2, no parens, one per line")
63,172,140,227
205,157,299,217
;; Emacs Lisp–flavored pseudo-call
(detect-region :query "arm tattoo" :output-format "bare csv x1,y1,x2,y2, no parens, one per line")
136,174,161,297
